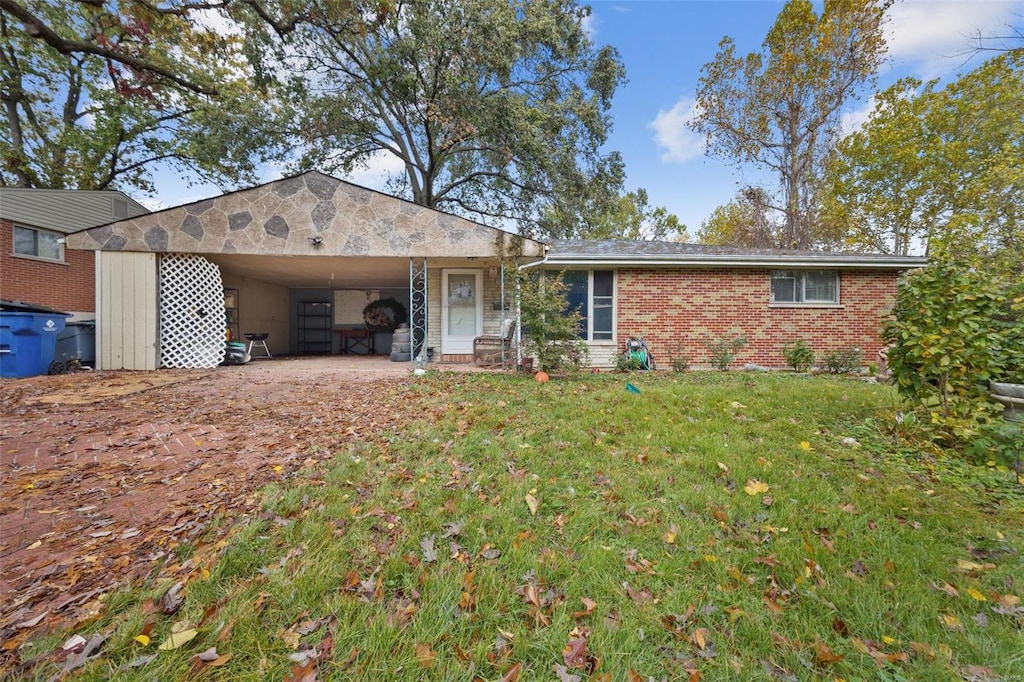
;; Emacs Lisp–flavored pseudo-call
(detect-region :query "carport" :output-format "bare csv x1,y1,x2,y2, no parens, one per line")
66,172,546,370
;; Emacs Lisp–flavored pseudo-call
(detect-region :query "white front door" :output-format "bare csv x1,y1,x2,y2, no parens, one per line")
441,269,482,354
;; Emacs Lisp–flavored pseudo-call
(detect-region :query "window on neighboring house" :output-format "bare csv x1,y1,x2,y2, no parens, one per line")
770,270,838,304
13,225,64,261
561,270,614,341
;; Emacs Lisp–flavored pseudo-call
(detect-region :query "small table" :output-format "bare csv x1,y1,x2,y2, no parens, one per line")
335,328,375,355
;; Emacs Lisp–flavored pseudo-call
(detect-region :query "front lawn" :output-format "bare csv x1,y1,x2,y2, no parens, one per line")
18,373,1024,680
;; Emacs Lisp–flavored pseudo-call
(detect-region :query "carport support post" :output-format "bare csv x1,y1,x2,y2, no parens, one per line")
409,257,427,363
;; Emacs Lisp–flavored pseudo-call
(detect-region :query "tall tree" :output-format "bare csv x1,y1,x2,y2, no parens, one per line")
698,187,775,248
822,52,1024,274
262,0,627,237
1,0,276,191
562,188,687,241
689,0,889,249
0,0,314,95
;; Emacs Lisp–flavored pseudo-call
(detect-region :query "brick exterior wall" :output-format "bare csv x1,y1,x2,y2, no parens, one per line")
1,219,96,313
616,267,898,369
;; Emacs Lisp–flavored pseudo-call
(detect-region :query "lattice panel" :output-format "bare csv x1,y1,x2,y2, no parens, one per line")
159,254,225,368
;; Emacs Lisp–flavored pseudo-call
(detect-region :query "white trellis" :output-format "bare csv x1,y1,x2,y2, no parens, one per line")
159,254,225,368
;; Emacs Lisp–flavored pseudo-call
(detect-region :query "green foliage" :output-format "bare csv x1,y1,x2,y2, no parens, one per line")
697,187,776,247
690,0,888,248
615,354,644,372
271,0,627,237
667,345,691,373
968,420,1023,484
0,0,272,191
782,339,814,372
884,261,1015,441
818,347,863,375
581,188,688,241
704,333,747,371
822,52,1024,275
515,270,586,373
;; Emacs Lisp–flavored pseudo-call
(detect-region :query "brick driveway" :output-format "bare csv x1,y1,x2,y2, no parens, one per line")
0,357,458,661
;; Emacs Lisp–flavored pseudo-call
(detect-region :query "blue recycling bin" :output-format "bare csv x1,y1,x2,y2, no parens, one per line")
0,311,70,378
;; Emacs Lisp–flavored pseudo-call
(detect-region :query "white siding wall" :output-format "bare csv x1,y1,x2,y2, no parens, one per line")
97,251,158,370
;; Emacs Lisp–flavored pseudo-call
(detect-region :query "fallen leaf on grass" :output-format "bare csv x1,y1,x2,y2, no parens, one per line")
133,634,150,646
909,641,935,661
500,661,522,681
525,493,540,516
850,638,909,666
58,632,107,676
940,613,964,631
283,659,317,682
811,639,845,666
158,628,198,650
573,597,597,618
415,642,436,668
554,663,582,682
420,534,438,563
623,582,654,604
744,480,769,496
562,634,588,668
158,582,185,615
189,647,232,671
966,588,988,602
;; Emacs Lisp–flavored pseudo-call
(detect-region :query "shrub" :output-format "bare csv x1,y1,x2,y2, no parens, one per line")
616,354,644,372
516,270,587,373
782,340,814,372
883,260,1012,442
704,334,747,371
818,347,863,374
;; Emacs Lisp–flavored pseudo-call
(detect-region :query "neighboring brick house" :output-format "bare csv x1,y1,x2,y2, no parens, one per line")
540,240,923,369
0,188,149,317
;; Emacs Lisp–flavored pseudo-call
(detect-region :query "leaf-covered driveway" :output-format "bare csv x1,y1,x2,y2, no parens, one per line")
0,362,412,658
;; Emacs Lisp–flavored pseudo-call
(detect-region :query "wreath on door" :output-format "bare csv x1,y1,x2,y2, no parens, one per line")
363,298,408,333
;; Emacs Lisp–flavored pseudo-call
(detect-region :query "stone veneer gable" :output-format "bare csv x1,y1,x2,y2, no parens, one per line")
67,172,543,259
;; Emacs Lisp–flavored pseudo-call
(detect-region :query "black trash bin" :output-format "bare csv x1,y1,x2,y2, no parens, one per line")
53,321,97,372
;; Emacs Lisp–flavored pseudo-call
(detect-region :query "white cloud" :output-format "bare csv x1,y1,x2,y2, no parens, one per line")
839,95,878,137
648,97,705,163
581,10,597,41
885,0,1022,76
342,150,407,190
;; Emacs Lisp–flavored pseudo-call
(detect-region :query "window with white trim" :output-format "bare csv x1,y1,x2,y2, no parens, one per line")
13,225,64,261
770,270,838,304
562,270,614,341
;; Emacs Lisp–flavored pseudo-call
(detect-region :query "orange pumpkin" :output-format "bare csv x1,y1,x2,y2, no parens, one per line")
534,371,550,383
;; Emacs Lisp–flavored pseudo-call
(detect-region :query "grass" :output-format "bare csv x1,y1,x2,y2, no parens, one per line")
15,372,1024,680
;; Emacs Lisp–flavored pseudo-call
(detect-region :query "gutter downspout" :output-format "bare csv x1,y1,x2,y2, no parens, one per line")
514,244,551,370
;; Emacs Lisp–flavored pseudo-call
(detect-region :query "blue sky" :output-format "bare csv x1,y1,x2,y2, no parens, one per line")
146,0,1024,237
